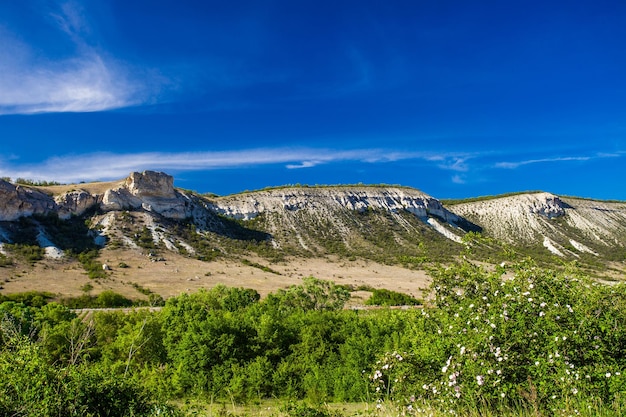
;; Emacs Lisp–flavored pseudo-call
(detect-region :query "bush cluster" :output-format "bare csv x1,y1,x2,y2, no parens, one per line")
2,263,626,416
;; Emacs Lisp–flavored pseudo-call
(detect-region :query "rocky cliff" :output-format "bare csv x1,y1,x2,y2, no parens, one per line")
0,180,58,221
448,192,626,258
101,171,194,219
1,171,625,263
212,186,460,223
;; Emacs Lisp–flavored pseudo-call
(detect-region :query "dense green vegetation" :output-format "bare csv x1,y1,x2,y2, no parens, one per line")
365,288,421,306
1,265,626,416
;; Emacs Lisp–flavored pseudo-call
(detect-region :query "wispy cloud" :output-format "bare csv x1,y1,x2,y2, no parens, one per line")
494,154,618,169
451,174,466,184
0,148,472,184
0,2,157,115
286,161,322,169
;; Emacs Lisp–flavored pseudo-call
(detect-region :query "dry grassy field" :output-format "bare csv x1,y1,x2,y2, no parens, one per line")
0,246,431,303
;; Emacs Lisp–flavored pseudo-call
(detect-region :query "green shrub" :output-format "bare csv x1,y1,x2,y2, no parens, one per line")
365,289,421,306
370,260,626,415
60,291,133,308
4,243,44,264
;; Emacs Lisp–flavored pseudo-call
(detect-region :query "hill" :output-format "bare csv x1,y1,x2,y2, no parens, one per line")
0,171,624,302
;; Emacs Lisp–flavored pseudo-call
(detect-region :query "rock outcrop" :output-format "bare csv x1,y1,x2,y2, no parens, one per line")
55,190,100,219
0,180,57,221
211,186,465,242
213,187,460,223
101,171,192,219
1,171,197,222
448,192,566,243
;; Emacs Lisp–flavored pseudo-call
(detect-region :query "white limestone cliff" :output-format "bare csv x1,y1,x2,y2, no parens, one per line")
449,192,567,243
213,187,460,223
101,171,192,219
0,180,57,221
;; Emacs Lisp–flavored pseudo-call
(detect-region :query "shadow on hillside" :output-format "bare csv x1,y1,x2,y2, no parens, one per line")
453,217,483,233
215,215,272,242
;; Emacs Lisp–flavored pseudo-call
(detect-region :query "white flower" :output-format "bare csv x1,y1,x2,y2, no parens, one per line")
606,372,612,378
476,375,484,386
460,346,466,355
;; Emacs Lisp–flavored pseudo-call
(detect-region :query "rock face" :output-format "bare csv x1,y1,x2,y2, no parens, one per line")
102,171,192,219
449,192,567,243
1,171,195,222
55,190,100,219
127,170,177,199
213,187,460,223
2,171,625,260
211,186,466,243
0,180,57,221
447,192,626,257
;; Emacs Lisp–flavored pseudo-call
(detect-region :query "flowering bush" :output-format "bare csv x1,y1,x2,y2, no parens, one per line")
371,260,626,414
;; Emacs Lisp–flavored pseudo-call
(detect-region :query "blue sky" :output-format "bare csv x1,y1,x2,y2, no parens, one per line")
0,1,624,200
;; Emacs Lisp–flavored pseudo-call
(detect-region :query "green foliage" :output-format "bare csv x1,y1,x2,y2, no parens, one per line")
60,290,134,308
3,260,626,416
14,178,62,186
0,252,13,267
34,213,99,254
280,402,344,417
265,277,351,313
241,258,281,274
0,291,54,307
365,289,421,306
135,226,157,250
370,260,626,415
77,249,107,279
0,332,158,416
4,243,44,264
170,223,221,261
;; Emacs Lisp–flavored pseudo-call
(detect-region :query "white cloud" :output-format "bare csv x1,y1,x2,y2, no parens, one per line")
0,148,472,184
0,2,156,115
451,174,466,184
495,156,592,169
286,161,322,169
